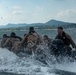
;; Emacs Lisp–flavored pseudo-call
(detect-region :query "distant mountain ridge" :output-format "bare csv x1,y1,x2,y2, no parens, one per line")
45,19,70,25
0,19,76,29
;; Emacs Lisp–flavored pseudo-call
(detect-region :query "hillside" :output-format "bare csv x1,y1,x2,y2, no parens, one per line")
0,19,76,29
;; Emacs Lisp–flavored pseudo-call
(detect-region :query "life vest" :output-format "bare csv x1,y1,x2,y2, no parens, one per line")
57,32,70,46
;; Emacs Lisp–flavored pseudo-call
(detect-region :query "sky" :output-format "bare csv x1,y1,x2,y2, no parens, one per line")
0,0,76,26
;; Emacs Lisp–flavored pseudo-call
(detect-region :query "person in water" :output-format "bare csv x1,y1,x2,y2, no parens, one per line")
42,35,51,48
1,34,9,48
55,27,76,49
3,32,22,53
10,32,22,41
20,27,41,53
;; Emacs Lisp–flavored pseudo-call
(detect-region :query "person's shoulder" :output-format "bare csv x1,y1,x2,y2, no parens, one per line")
64,32,70,37
15,36,22,40
33,32,37,35
55,34,59,39
64,32,71,39
33,32,40,37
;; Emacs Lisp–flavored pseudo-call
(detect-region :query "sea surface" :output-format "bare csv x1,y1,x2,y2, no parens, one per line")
0,28,76,75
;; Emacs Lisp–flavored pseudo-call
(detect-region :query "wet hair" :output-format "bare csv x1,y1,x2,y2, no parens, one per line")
58,27,63,30
29,27,34,31
29,27,35,34
43,35,48,39
3,34,8,38
10,32,16,37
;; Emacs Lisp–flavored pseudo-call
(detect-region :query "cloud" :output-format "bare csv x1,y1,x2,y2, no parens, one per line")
11,6,23,15
36,6,44,11
56,9,76,22
57,9,76,18
0,5,24,25
12,6,21,10
12,10,22,15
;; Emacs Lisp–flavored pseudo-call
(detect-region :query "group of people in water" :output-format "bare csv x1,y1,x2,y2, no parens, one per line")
0,26,76,57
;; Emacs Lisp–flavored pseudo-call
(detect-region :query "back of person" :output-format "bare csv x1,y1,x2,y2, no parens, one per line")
26,32,40,49
3,32,21,51
27,32,38,43
11,37,21,53
1,34,9,48
11,37,20,46
3,36,21,53
20,27,41,51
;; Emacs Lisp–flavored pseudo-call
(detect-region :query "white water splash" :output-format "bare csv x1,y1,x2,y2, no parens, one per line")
0,48,58,75
0,47,76,75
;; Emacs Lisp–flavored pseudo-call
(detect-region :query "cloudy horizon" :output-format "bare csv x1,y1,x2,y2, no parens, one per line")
0,0,76,26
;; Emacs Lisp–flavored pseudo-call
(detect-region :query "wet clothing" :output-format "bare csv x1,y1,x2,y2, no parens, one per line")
29,30,35,34
3,37,21,52
27,33,40,44
1,38,8,48
0,34,9,48
51,39,72,57
10,36,22,41
21,32,41,49
55,31,76,48
15,36,22,41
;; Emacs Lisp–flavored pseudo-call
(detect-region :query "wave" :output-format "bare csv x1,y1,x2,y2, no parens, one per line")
0,47,76,75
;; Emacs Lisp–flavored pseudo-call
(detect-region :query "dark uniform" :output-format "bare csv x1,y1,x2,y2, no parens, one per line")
55,31,76,56
55,31,76,48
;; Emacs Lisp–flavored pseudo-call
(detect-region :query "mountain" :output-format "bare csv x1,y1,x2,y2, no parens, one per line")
45,19,70,26
0,23,29,28
0,19,76,29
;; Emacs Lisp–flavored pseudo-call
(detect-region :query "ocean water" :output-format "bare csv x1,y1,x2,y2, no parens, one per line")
0,28,76,75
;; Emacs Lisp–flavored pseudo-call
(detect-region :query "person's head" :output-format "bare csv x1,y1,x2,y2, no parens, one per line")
29,27,35,33
29,27,34,31
3,34,8,38
43,35,48,40
10,32,16,37
57,27,63,34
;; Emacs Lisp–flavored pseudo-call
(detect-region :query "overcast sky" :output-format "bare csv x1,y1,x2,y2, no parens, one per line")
0,0,76,26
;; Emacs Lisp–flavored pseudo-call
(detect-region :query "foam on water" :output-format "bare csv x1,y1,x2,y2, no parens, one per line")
0,47,76,75
0,48,58,75
55,61,76,73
